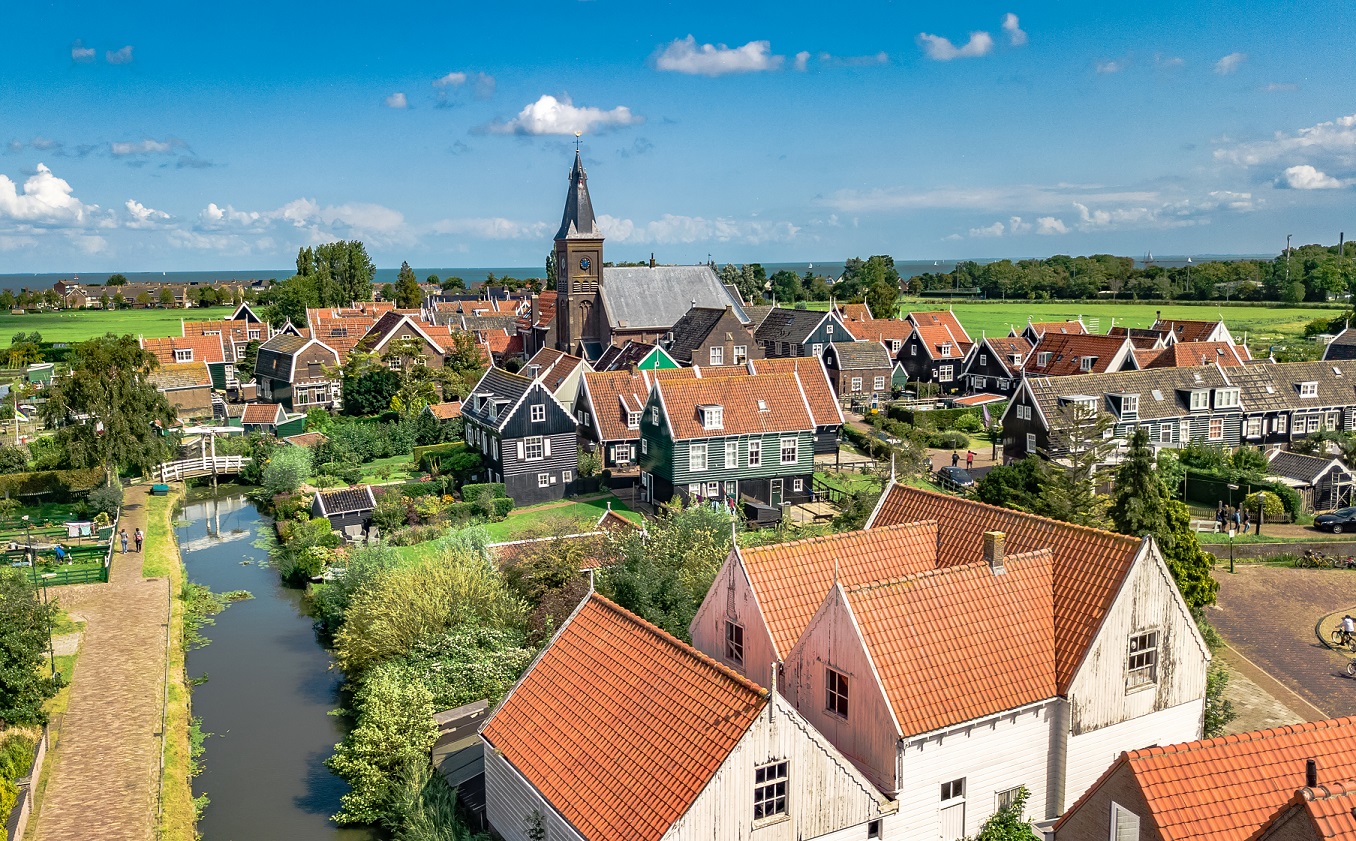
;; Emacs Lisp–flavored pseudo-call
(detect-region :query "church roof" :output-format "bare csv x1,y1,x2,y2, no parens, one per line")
555,150,600,240
599,266,746,332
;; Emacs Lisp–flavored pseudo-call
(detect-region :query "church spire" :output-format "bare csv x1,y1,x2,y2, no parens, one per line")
555,149,600,240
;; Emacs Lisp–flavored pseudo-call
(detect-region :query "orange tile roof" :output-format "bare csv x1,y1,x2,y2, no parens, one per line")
867,484,1142,690
1153,318,1225,343
241,402,284,425
482,594,766,841
1029,320,1087,337
426,401,462,420
908,310,973,343
655,373,813,439
838,303,873,323
749,357,845,427
847,549,1056,736
912,323,972,359
739,521,941,657
1294,780,1356,839
282,432,327,448
1023,333,1130,376
140,334,226,365
1057,717,1356,841
1144,341,1246,369
533,291,558,328
855,319,914,350
581,367,698,443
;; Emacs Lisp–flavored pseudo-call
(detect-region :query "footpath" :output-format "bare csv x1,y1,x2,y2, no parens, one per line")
33,485,169,841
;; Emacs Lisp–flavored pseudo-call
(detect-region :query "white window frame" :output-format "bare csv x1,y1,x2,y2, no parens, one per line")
627,411,641,430
523,435,545,461
779,437,798,465
733,345,747,364
874,375,885,391
641,438,648,455
996,787,1022,811
724,619,744,666
725,440,739,469
1276,414,1289,434
174,348,193,362
562,469,572,484
690,443,708,471
1300,381,1318,398
851,376,863,392
1246,417,1262,438
703,406,724,430
1120,394,1139,417
910,344,917,356
748,439,762,467
825,667,848,718
1190,390,1209,410
1308,414,1322,433
938,364,954,382
1127,630,1159,689
491,438,499,459
891,340,901,353
811,342,824,358
706,480,720,497
1208,418,1224,440
974,376,987,389
792,477,803,492
940,778,966,802
1026,432,1036,452
1214,388,1240,409
537,473,550,488
1111,802,1140,841
1327,411,1339,431
530,403,546,423
1158,423,1173,444
710,346,724,366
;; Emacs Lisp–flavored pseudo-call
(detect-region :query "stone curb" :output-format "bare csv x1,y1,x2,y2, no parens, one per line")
1315,605,1356,653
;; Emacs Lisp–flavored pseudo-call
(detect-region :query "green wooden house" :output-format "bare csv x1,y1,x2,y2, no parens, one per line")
638,370,817,512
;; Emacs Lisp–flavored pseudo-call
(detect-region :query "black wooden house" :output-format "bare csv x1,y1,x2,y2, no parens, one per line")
463,367,580,505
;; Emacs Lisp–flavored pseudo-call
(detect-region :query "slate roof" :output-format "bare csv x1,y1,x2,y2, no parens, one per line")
738,521,941,657
581,367,697,443
846,548,1056,737
1144,341,1246,368
241,402,284,426
1023,333,1133,377
555,150,600,240
654,373,814,440
140,335,226,366
754,308,830,345
482,594,765,841
314,485,377,516
825,340,892,370
742,306,775,331
1055,717,1356,841
595,340,668,372
600,266,746,331
1152,317,1228,344
1266,450,1349,485
524,348,586,394
1108,325,1170,349
461,314,521,333
355,311,445,355
465,367,534,432
149,362,211,390
749,357,844,428
664,306,733,363
867,484,1144,690
1322,326,1356,361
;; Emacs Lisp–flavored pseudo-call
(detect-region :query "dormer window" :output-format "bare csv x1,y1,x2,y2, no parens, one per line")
700,405,724,430
1111,393,1139,418
626,411,641,430
940,343,952,357
1037,352,1052,367
174,348,193,362
1080,356,1096,372
1299,381,1318,398
1010,354,1022,366
1214,388,1241,409
1059,395,1098,414
1188,390,1209,411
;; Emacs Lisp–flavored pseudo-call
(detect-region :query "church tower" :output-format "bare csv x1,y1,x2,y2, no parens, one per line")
554,150,605,353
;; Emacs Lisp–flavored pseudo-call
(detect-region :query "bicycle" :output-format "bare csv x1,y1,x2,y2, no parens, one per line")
1331,627,1356,649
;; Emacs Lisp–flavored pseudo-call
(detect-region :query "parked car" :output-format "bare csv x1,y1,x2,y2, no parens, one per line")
875,429,901,446
1314,507,1356,534
936,466,975,492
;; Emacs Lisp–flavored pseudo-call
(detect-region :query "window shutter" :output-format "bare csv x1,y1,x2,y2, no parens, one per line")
543,437,551,457
1112,804,1139,841
517,441,524,460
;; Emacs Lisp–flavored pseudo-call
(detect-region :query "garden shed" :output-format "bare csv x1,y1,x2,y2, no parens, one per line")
310,485,378,532
1265,449,1354,513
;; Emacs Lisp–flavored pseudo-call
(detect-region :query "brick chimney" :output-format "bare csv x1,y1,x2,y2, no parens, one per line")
649,252,656,269
1306,759,1318,788
983,531,1006,575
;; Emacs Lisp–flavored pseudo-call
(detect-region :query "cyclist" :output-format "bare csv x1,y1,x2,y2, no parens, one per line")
1340,615,1356,648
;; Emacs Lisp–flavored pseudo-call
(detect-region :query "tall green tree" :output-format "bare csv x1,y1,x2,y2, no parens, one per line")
40,334,175,476
105,273,127,286
0,569,62,726
394,262,422,309
865,277,898,318
1038,402,1115,527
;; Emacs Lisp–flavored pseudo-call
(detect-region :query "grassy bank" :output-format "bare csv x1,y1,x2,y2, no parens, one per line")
0,306,237,344
144,486,196,841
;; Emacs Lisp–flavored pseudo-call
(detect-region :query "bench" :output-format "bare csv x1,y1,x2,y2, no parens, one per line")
1191,519,1220,534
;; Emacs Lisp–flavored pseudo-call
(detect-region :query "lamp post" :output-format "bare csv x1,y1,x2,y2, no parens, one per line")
40,572,56,678
1228,527,1237,574
22,514,32,584
1255,491,1265,538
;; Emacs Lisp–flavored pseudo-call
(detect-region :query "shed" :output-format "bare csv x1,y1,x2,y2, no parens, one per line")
26,363,54,386
310,485,377,532
1265,449,1355,512
240,402,286,434
431,700,489,830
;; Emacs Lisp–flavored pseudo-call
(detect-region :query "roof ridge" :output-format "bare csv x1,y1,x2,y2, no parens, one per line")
887,484,1140,546
844,547,1050,595
590,594,769,699
743,519,937,558
1128,716,1356,761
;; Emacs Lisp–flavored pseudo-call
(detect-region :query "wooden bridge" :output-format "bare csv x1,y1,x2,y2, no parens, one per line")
157,454,249,483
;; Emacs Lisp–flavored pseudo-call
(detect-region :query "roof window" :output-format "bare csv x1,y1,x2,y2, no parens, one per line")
1299,381,1318,398
700,404,724,430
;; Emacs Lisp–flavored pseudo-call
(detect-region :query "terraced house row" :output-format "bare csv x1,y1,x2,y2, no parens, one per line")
1001,359,1356,463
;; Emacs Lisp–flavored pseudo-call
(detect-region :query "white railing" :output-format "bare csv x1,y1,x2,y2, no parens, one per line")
157,455,249,482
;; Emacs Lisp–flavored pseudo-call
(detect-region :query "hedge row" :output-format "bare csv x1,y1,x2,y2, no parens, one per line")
1181,468,1305,521
460,482,508,501
886,405,1003,431
412,441,467,472
0,467,107,499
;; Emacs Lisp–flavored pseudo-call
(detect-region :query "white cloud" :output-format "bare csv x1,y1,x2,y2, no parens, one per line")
653,35,783,76
1155,53,1185,68
429,217,549,240
434,72,467,88
1278,165,1346,190
434,71,495,102
597,212,798,245
917,31,994,60
200,202,263,228
105,45,134,65
195,197,409,246
110,139,178,156
1262,82,1298,92
793,51,810,72
1214,112,1356,169
0,163,97,226
1002,13,1027,46
1008,216,1032,235
1036,216,1068,235
70,40,95,63
818,51,889,68
820,183,1161,214
384,92,408,109
1215,52,1247,74
968,221,1005,237
487,94,642,136
1095,59,1126,74
124,199,170,228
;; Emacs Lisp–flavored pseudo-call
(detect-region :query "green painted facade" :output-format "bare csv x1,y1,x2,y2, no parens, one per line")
635,345,679,371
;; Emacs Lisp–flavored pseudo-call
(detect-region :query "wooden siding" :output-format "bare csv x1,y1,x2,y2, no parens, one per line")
660,694,889,841
782,586,900,794
1053,760,1158,841
484,748,587,841
1062,699,1203,816
690,553,782,687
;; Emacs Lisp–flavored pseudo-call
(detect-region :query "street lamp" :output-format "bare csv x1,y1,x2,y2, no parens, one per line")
22,514,32,583
1228,527,1237,574
40,572,56,678
1255,491,1266,539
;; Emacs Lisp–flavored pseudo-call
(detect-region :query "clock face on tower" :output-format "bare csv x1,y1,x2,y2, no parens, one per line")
579,257,591,271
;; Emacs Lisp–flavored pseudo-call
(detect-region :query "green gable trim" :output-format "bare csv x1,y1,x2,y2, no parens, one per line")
636,345,679,370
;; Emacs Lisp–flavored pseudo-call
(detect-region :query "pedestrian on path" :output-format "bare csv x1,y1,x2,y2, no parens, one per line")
966,450,975,469
951,451,960,468
1241,509,1251,534
134,528,143,552
119,529,129,554
1216,501,1226,530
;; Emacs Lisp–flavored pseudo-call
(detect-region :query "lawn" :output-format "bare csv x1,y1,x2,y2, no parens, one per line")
358,455,417,484
482,494,641,542
0,306,237,344
814,470,880,495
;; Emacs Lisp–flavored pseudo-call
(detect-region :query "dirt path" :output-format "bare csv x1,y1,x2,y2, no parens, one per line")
34,485,169,841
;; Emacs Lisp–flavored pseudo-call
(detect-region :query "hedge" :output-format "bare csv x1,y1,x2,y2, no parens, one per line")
842,424,894,460
490,497,515,519
0,467,107,499
887,406,1000,431
1181,468,1304,521
412,441,467,473
460,482,508,501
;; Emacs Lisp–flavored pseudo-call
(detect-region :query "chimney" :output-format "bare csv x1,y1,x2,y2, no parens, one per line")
649,252,656,269
983,531,1005,575
1306,759,1318,788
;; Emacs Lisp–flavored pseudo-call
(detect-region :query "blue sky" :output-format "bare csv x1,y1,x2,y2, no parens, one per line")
1,1,1354,272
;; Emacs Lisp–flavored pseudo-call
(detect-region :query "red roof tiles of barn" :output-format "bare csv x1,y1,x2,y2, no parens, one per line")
1022,333,1129,376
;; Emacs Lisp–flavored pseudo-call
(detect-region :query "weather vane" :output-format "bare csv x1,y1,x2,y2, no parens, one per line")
575,131,582,152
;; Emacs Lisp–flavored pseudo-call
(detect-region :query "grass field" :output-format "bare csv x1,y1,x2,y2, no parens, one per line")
358,455,416,485
482,494,640,542
0,306,237,343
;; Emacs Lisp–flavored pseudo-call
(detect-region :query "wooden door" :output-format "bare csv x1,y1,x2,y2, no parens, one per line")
939,802,965,840
771,478,783,506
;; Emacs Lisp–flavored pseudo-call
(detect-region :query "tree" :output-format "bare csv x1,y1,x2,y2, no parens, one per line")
40,334,175,476
769,270,800,304
106,273,127,286
394,262,422,309
235,339,261,382
260,446,312,496
975,457,1050,513
0,444,27,474
964,786,1038,841
439,276,466,293
0,569,62,726
344,367,401,416
544,252,557,291
135,291,153,307
424,274,439,287
865,277,898,319
158,288,176,308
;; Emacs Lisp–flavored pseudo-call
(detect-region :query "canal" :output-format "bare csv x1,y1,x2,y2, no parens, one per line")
176,491,376,841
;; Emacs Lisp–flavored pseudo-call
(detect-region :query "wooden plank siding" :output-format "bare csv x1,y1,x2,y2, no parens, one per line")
639,422,815,507
464,379,580,506
690,552,783,689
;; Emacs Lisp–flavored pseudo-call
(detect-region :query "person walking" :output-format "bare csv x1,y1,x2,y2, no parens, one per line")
119,528,129,554
134,527,144,552
1232,507,1243,532
966,450,975,469
1241,508,1251,534
1216,501,1226,530
951,451,960,468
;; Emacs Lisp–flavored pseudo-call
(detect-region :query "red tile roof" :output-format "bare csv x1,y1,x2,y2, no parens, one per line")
655,373,813,439
908,310,973,344
749,357,845,427
1292,779,1356,839
241,402,284,426
912,323,972,360
426,401,462,420
581,367,697,443
1057,717,1356,841
1023,333,1131,376
524,348,586,392
1144,341,1246,369
1028,320,1087,337
838,303,873,323
867,484,1143,690
953,393,1007,406
140,334,226,365
482,594,766,841
855,319,914,350
847,548,1056,736
1153,318,1226,344
282,432,327,448
739,521,941,657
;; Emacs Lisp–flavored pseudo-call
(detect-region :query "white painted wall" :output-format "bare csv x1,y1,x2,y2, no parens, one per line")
1062,698,1204,812
690,552,780,688
887,702,1059,840
484,746,587,841
662,694,891,841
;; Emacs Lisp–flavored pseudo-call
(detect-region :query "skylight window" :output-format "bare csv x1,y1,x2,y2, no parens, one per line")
757,399,768,412
1151,389,1164,401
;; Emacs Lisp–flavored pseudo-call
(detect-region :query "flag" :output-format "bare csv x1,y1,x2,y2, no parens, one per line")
982,405,992,427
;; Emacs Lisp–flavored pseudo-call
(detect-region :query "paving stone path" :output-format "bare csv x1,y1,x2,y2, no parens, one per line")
1213,566,1356,720
34,485,169,841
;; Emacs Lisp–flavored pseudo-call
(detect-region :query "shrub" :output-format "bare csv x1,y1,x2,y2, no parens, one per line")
490,497,514,520
1244,491,1285,518
87,477,124,518
319,461,362,485
0,778,15,830
280,545,331,583
261,446,312,496
412,442,463,473
577,449,601,478
952,412,983,433
371,493,410,533
928,431,970,450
